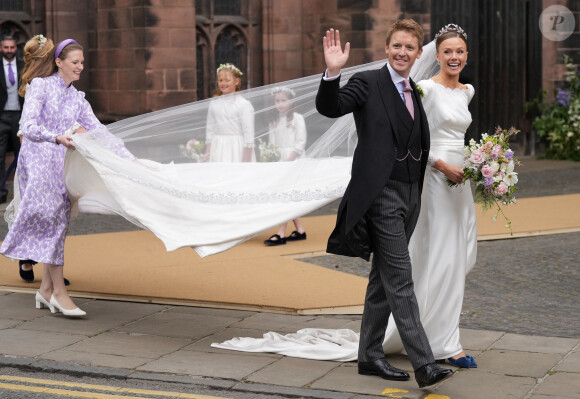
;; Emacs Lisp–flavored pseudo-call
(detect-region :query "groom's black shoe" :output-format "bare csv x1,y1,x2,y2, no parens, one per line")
358,358,410,381
415,363,453,388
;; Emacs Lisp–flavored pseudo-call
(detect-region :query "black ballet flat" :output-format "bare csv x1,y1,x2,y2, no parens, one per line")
19,260,36,283
286,231,307,241
19,260,70,285
264,234,287,246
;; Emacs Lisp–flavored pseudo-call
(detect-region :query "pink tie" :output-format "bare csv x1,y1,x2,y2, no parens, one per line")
403,79,414,120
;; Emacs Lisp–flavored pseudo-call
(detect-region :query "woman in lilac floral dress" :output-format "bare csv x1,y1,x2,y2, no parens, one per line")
1,39,109,316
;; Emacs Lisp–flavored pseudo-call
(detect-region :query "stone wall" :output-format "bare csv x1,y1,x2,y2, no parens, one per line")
45,0,96,96
262,0,430,83
37,0,435,120
87,0,196,122
13,0,562,127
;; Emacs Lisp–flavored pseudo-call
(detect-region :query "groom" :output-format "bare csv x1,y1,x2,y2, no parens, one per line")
316,20,452,388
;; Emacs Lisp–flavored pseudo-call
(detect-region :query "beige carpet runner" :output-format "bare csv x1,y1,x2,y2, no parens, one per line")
1,194,578,314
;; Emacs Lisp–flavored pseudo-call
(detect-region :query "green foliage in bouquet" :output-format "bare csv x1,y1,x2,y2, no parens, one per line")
258,139,281,162
527,55,580,161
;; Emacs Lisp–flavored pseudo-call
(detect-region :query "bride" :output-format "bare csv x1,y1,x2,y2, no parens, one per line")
212,24,478,368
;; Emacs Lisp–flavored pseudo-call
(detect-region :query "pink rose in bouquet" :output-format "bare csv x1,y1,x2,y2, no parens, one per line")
469,150,485,164
481,164,494,178
179,138,205,162
494,182,508,196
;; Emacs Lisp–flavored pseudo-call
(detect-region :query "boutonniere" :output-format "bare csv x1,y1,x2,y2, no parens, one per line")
416,84,426,99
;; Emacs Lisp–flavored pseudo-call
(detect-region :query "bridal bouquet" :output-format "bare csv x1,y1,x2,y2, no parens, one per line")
179,139,205,162
449,126,520,234
257,139,281,162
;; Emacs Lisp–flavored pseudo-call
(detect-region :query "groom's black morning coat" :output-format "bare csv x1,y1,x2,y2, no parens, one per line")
315,63,430,260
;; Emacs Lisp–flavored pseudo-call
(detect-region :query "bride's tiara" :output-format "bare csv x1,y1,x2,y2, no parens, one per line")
434,23,467,41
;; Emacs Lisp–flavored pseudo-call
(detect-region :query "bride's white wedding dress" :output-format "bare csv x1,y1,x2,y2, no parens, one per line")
211,79,478,361
381,79,477,359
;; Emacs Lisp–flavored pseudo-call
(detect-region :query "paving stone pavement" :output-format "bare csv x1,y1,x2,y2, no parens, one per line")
0,292,578,399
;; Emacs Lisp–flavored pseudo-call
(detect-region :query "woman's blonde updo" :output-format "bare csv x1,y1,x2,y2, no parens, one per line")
19,35,56,97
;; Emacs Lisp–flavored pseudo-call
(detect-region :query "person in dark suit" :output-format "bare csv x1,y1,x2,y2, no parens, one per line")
0,36,24,204
315,20,453,388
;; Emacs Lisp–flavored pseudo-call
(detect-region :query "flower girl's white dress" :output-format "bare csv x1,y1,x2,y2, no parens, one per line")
206,94,256,162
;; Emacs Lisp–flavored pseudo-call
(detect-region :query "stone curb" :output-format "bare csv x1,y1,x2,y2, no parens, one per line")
232,381,353,398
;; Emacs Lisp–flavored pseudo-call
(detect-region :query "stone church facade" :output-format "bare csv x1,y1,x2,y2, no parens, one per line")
0,0,576,153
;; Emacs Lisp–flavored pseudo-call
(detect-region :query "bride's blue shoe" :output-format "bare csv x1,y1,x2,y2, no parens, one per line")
447,355,476,368
465,354,478,368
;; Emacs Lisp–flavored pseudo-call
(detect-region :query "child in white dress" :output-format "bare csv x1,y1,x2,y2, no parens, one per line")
203,63,255,162
263,87,308,245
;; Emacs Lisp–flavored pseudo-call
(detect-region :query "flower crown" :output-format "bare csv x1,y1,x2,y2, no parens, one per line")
217,63,243,76
271,86,296,98
434,23,467,41
34,34,47,48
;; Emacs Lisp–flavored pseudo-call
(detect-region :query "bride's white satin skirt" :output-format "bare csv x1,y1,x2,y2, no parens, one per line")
63,133,352,257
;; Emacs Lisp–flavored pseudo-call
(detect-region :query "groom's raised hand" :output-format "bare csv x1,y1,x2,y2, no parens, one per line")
323,28,350,78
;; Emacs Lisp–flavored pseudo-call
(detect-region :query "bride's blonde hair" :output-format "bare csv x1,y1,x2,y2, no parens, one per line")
19,35,55,97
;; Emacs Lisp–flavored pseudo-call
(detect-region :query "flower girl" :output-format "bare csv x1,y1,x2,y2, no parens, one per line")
203,63,255,162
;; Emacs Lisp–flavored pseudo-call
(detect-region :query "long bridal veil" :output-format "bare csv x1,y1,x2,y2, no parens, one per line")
56,42,437,259
60,59,393,258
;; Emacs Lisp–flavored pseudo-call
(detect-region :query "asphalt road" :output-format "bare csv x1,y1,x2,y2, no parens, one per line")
0,367,311,399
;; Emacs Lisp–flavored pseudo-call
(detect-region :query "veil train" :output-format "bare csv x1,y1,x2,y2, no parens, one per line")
54,42,438,257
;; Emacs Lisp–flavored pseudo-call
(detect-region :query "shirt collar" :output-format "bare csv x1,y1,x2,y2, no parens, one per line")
386,61,408,86
53,72,72,89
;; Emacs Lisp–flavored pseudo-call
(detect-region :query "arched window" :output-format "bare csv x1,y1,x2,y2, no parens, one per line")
214,26,245,76
196,28,210,98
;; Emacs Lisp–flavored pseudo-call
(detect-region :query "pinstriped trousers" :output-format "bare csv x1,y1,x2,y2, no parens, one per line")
358,179,434,370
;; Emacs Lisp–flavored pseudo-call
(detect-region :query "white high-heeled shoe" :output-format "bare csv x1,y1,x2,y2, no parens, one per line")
49,295,86,317
35,291,54,312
